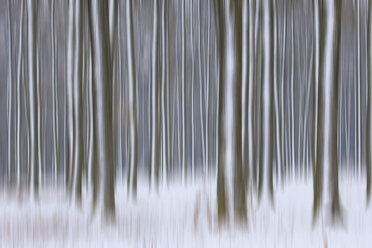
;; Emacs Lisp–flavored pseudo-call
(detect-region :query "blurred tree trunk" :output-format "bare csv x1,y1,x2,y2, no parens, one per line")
205,0,211,178
66,0,75,194
127,0,138,199
181,0,187,183
161,0,167,187
88,0,116,220
7,0,13,187
151,0,160,189
313,0,342,223
190,0,196,181
366,0,372,205
233,0,247,225
280,0,287,183
215,0,228,226
357,0,361,176
258,0,274,204
27,0,39,199
312,0,320,220
16,0,25,189
51,0,59,186
198,0,205,174
72,0,84,205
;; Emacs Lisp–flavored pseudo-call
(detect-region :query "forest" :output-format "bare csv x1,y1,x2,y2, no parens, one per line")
1,0,372,247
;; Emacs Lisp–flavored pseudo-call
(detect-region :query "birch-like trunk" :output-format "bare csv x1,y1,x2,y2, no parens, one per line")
127,0,138,198
181,0,187,183
88,0,116,220
16,0,25,189
72,0,84,205
27,0,39,199
313,0,342,223
151,0,160,189
366,0,372,205
7,0,13,187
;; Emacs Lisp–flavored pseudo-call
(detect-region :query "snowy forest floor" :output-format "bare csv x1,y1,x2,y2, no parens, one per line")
0,173,372,247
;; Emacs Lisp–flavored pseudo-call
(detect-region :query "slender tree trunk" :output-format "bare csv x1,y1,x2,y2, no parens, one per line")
160,0,167,187
190,0,196,181
258,0,274,204
71,0,84,205
127,0,138,199
7,0,13,187
151,0,160,189
205,0,211,178
27,0,39,199
199,0,205,173
357,0,361,177
280,1,287,182
312,0,320,220
215,0,228,226
233,0,247,225
273,0,281,183
16,0,25,189
367,0,372,205
248,0,256,189
51,0,59,186
66,0,75,194
181,0,187,183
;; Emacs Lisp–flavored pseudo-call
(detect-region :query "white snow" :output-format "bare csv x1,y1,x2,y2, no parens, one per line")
1,175,372,247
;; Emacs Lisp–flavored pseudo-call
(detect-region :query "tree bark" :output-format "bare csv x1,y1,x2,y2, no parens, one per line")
88,0,116,220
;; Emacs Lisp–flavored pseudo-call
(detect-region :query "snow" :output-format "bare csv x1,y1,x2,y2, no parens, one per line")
1,175,372,247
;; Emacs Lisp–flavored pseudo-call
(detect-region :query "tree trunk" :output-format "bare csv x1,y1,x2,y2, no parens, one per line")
127,0,138,199
215,0,228,226
313,0,342,223
88,0,116,220
27,0,39,199
233,0,247,225
367,0,372,205
72,0,84,205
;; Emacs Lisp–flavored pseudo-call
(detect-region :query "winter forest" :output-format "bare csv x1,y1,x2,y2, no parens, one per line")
1,0,372,247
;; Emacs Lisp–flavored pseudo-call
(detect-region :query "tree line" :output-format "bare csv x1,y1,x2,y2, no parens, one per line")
2,0,372,226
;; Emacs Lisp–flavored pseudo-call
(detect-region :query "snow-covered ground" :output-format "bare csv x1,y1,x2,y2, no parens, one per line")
0,175,371,248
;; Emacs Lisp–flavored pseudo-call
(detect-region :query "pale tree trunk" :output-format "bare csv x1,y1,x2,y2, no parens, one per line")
312,0,320,217
36,51,42,188
151,0,160,189
118,10,123,183
313,0,342,223
233,0,247,225
248,0,256,188
66,0,75,194
290,2,295,177
357,0,361,177
72,0,84,205
16,0,25,189
198,0,205,173
258,0,274,204
127,0,138,199
51,0,59,186
205,0,210,178
7,0,13,187
190,0,195,181
27,0,39,199
88,0,116,220
161,0,167,187
366,0,372,205
280,1,287,182
242,0,248,187
273,0,281,182
181,0,187,183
